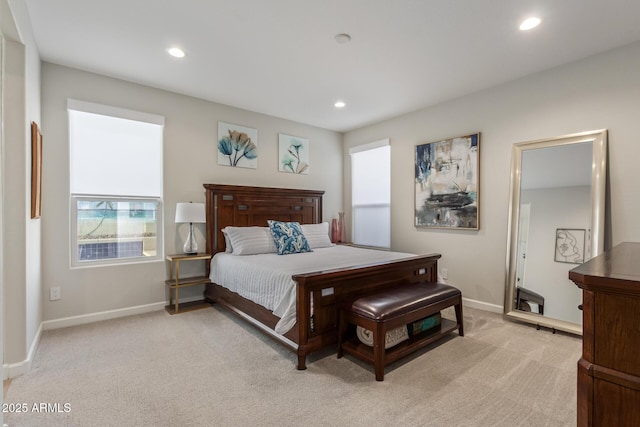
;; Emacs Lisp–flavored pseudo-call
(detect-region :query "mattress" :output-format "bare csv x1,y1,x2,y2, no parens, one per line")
209,245,414,334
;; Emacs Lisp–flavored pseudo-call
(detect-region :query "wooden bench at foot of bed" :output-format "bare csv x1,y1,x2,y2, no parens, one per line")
337,281,464,381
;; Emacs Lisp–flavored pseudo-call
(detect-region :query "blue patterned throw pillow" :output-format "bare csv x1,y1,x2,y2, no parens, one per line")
267,220,312,255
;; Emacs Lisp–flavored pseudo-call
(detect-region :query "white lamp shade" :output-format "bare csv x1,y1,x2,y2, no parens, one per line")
175,202,205,223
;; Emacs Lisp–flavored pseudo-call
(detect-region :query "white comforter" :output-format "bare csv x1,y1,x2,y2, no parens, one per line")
209,245,414,334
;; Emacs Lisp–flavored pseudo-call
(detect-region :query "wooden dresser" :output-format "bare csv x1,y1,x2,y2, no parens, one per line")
569,242,640,426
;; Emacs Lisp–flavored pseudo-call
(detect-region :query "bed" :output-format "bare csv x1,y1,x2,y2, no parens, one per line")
203,184,441,370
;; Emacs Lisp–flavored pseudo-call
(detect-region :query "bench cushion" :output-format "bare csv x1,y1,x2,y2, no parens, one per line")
346,282,461,321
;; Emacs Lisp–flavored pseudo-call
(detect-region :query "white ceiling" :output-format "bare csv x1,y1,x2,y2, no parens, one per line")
23,0,640,132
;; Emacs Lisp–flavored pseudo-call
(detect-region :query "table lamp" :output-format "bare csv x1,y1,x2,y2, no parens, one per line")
175,202,205,255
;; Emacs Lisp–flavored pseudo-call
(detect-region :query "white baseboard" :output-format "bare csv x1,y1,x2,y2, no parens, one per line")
42,298,205,331
462,297,503,314
3,322,43,380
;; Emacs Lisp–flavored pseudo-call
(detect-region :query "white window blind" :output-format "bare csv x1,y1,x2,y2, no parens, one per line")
350,139,391,248
69,100,164,197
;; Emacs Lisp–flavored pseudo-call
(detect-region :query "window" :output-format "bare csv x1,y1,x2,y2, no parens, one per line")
68,99,164,267
350,139,391,248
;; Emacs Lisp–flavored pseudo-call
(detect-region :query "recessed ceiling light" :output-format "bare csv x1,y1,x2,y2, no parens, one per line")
334,101,346,108
519,17,541,31
167,47,186,58
334,33,351,44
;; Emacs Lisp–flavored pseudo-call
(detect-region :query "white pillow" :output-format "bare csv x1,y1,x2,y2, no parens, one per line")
300,222,334,249
222,226,277,255
222,229,233,253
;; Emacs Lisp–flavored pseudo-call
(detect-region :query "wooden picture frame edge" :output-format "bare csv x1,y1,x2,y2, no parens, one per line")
31,121,42,219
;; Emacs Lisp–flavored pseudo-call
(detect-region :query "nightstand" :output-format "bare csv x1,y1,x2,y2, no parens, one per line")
165,253,212,314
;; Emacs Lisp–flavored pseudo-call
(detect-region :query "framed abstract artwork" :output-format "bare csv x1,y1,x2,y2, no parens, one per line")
554,228,586,264
278,133,309,174
415,132,480,229
217,121,258,169
31,121,43,218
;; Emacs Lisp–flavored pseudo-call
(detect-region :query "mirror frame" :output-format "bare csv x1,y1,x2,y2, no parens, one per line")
504,129,608,334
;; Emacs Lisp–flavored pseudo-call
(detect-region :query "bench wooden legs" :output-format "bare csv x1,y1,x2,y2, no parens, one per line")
455,300,464,336
374,322,385,381
337,310,346,359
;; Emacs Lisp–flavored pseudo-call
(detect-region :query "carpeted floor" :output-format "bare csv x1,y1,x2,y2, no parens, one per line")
4,305,581,426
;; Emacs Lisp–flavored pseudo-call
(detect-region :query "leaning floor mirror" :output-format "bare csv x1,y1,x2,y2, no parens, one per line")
504,129,607,334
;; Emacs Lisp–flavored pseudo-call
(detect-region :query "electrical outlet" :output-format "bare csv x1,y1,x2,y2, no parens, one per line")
441,268,448,280
50,286,61,301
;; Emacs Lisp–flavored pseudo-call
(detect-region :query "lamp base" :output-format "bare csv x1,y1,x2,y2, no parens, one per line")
183,222,198,255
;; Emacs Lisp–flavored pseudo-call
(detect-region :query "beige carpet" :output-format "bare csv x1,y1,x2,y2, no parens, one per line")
4,305,581,426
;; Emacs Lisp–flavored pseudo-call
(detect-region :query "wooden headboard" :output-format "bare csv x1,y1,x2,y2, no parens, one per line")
203,184,325,255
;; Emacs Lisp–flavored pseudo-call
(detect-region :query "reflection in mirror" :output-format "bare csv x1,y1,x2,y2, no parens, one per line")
504,130,607,335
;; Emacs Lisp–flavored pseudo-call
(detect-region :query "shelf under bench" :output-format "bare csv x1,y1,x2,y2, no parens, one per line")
340,318,459,366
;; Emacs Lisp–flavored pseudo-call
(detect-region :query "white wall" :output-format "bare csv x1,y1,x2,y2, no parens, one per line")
0,5,6,412
3,38,27,364
20,0,42,372
2,0,42,371
344,41,640,309
41,63,343,322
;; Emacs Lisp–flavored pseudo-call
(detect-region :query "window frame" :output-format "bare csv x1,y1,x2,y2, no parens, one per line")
68,99,165,268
